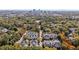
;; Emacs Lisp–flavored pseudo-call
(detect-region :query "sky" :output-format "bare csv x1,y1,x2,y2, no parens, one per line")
0,0,79,10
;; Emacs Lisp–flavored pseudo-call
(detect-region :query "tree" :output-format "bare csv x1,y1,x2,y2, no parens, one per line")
72,40,79,47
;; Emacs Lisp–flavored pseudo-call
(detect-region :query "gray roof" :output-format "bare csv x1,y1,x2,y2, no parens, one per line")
30,40,38,46
0,27,9,33
1,28,8,33
51,40,61,48
27,31,38,39
43,33,58,39
69,28,76,33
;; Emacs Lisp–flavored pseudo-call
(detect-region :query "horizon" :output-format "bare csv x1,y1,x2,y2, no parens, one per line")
0,9,79,11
